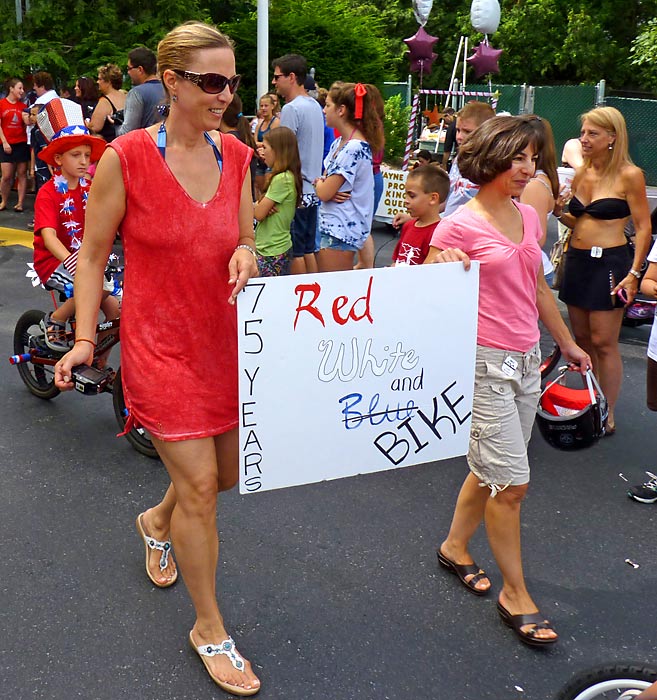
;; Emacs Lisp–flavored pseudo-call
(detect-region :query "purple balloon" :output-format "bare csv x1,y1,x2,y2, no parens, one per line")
404,27,438,64
407,54,437,74
466,41,503,79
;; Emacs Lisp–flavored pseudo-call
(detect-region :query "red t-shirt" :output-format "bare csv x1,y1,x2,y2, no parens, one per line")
33,175,90,283
0,98,27,144
392,218,439,265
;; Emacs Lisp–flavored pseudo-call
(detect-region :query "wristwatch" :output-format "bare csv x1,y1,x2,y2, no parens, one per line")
629,268,642,279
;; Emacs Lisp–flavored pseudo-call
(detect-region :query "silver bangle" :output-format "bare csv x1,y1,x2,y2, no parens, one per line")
629,268,642,279
235,244,257,258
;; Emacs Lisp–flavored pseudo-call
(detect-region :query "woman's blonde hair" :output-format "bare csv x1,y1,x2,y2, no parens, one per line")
97,64,124,90
580,106,633,182
157,21,234,98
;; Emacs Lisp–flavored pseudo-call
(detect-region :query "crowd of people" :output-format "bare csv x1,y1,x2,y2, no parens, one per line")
2,16,654,697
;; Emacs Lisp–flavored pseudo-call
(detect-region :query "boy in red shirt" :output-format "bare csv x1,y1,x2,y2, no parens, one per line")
32,98,117,352
391,165,449,266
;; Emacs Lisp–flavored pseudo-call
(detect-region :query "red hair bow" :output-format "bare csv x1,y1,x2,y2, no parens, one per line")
354,83,367,120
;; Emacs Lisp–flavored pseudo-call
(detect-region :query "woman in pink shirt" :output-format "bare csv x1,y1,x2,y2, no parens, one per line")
425,116,590,647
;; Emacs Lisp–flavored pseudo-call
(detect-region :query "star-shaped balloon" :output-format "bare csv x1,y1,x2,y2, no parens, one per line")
404,26,439,74
466,41,503,79
422,105,442,126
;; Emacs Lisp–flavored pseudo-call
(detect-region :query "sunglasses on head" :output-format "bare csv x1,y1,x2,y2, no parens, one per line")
173,69,241,95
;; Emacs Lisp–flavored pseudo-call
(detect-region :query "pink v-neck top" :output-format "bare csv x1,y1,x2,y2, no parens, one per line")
431,202,542,352
110,130,252,440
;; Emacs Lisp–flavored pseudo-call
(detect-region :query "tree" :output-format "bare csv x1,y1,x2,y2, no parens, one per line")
223,0,392,110
631,18,657,91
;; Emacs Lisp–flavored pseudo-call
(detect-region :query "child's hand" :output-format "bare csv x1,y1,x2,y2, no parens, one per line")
265,204,278,217
55,342,95,390
331,191,351,203
392,212,411,229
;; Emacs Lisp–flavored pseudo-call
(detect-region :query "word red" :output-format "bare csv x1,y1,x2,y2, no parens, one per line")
293,276,374,330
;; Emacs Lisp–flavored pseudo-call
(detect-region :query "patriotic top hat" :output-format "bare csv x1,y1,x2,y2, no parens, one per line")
37,98,106,166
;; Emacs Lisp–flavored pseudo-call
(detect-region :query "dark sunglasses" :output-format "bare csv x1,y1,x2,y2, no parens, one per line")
173,69,241,95
272,73,287,81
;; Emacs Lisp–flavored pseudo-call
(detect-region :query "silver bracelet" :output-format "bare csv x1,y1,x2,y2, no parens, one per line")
629,268,642,279
235,244,257,258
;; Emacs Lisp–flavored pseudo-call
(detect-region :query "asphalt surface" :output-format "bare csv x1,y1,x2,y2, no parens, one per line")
2,193,657,700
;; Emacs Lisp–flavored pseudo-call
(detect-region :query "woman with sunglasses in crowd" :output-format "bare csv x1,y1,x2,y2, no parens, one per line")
555,106,651,435
425,116,590,647
55,21,260,696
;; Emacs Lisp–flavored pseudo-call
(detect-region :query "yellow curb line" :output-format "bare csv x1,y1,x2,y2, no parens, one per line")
0,225,33,249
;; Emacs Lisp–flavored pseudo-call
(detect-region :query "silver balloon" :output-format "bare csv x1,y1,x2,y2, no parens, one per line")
412,0,434,27
470,0,501,35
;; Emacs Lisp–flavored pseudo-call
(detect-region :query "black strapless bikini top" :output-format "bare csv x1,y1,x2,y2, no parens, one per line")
569,196,631,220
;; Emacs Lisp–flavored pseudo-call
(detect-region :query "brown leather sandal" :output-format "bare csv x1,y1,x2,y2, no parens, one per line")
437,549,491,596
497,601,558,646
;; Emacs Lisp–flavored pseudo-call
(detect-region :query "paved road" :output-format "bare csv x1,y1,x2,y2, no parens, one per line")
2,195,657,700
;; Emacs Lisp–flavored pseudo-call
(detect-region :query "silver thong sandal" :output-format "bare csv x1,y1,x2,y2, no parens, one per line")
189,630,260,696
135,512,177,588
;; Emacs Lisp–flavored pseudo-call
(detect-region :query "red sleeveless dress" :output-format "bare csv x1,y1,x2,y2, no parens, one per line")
109,130,252,441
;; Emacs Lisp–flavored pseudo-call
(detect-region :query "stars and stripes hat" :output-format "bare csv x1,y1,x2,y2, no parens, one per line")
37,98,106,166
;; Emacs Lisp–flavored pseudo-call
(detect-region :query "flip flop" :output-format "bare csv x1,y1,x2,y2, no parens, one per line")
437,549,491,596
135,512,177,588
13,205,23,212
189,630,260,696
496,601,558,647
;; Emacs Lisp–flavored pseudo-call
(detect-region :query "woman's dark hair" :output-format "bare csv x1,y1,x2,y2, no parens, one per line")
77,76,98,103
222,94,256,151
525,115,559,198
33,71,54,91
328,82,385,154
263,126,303,208
458,116,540,185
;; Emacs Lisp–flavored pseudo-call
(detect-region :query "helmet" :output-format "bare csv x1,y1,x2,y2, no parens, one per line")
536,368,607,450
625,300,655,322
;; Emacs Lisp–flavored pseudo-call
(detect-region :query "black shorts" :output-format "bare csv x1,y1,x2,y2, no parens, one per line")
290,203,318,257
0,141,30,164
558,244,633,311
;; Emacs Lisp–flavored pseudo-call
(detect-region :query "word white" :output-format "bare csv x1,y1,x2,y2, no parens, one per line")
317,338,419,383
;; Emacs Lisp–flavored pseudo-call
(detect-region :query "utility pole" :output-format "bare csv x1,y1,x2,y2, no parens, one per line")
257,0,269,113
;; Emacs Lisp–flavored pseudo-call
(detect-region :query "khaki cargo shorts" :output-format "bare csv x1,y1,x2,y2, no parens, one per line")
467,343,541,493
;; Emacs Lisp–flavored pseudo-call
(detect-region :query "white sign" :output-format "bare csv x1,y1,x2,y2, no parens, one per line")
374,169,408,223
237,264,479,494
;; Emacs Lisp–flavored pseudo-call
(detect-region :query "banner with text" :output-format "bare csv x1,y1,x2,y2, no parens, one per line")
374,169,408,223
237,264,479,493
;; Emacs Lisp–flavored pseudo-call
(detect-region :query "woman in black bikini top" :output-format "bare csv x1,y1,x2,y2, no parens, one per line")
554,106,651,435
568,196,631,220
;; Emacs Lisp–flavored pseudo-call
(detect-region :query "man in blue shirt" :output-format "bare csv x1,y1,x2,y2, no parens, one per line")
118,47,164,135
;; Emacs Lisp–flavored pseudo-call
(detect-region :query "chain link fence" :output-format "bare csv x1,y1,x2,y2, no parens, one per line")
606,97,657,186
424,83,657,185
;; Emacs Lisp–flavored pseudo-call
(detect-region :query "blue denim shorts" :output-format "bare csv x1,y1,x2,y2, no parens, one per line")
319,233,359,252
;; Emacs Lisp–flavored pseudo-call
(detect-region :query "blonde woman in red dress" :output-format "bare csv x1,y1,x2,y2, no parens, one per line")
55,22,261,696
